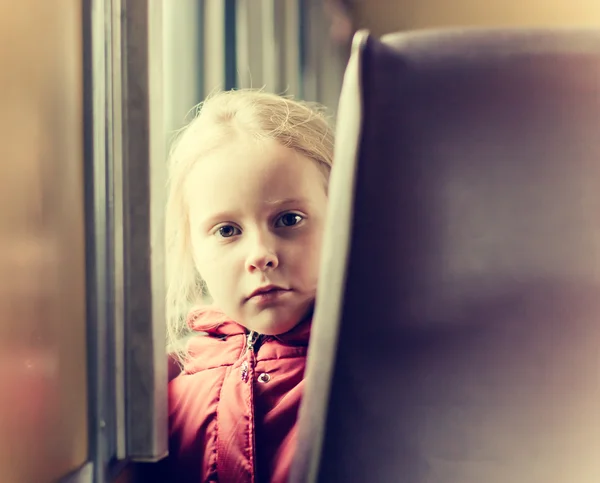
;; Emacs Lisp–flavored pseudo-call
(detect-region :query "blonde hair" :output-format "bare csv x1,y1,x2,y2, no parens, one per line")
165,89,335,360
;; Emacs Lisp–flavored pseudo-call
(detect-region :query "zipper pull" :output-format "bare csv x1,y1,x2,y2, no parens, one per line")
246,331,258,353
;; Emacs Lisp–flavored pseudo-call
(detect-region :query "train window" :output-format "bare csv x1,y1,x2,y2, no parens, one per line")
77,1,168,482
90,0,169,480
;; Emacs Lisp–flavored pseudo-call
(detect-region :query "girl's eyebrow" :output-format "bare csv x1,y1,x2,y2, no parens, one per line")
199,210,238,228
264,197,309,207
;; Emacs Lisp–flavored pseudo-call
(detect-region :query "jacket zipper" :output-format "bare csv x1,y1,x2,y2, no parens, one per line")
241,331,260,382
241,330,260,481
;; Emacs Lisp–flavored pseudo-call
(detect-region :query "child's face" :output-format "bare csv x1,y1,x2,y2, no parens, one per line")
186,135,328,335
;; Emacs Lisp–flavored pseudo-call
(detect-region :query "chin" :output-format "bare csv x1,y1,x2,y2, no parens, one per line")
245,307,305,336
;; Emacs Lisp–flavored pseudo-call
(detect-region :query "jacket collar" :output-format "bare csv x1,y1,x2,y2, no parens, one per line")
187,305,312,345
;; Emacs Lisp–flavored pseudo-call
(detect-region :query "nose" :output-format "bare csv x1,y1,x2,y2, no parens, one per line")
245,235,279,273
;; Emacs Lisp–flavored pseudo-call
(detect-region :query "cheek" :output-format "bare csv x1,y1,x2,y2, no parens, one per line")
195,259,228,303
193,243,240,294
290,228,325,283
195,254,221,288
190,238,217,283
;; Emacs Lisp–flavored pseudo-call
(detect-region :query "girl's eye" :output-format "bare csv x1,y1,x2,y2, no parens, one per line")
275,213,303,228
216,225,241,238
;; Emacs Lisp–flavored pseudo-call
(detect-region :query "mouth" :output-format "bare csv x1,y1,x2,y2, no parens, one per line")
247,285,290,300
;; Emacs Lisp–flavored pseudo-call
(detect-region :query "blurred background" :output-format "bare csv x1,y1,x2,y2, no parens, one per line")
163,0,351,145
0,1,598,482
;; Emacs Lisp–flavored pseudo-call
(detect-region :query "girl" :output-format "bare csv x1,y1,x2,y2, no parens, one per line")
163,89,334,482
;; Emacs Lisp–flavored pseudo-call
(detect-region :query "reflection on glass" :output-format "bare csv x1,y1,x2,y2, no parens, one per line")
0,1,88,482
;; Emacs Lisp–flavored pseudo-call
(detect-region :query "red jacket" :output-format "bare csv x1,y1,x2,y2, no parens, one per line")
166,307,310,483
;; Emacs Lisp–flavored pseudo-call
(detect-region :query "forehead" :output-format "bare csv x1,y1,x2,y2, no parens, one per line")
185,137,326,214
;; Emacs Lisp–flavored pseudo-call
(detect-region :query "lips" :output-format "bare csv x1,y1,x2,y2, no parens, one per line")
247,285,289,300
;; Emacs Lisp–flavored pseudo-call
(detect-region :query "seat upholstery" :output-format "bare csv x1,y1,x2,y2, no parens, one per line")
291,28,600,483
